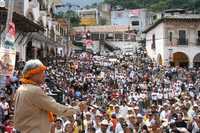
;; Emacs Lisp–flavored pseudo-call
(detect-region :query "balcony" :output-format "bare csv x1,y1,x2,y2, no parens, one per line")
177,38,188,45
197,38,200,46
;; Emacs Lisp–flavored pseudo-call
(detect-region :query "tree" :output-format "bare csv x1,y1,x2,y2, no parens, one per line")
103,0,200,13
55,10,80,26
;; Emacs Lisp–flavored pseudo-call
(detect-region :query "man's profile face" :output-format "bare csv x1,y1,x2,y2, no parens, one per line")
38,71,45,84
31,71,45,85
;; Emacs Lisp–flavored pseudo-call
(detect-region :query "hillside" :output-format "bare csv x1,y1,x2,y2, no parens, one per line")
104,0,200,13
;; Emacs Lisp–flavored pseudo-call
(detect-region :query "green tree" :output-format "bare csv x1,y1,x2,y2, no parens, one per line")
104,0,200,13
55,10,80,26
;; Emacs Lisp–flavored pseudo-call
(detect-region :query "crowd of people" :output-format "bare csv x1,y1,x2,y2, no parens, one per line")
1,51,200,133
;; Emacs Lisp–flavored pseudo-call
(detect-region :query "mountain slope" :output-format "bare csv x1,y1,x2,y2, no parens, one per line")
104,0,200,13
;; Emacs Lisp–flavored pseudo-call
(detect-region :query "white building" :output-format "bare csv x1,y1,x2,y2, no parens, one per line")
73,25,140,54
144,14,200,67
111,9,155,33
2,0,67,61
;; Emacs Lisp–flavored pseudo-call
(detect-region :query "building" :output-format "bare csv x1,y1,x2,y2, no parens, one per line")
144,13,200,67
111,9,155,33
2,0,68,61
73,25,139,54
77,3,111,26
78,8,99,26
55,19,69,56
98,3,111,25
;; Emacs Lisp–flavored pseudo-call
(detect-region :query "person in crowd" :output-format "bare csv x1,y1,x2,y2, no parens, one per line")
14,59,86,133
2,51,200,133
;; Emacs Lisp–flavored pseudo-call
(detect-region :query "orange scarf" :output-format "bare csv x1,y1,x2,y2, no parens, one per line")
20,72,55,123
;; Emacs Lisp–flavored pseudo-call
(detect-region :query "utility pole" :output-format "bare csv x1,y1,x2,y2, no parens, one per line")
67,19,71,57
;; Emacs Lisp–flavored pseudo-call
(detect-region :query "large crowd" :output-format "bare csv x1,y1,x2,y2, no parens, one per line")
0,51,200,133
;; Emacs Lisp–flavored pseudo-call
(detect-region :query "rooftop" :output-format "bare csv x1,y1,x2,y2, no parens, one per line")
0,7,44,32
143,14,200,33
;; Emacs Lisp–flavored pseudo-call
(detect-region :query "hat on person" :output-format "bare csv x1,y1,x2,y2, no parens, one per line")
194,103,198,107
128,107,133,111
21,59,47,79
117,115,124,119
134,106,139,110
137,114,143,118
115,104,120,108
109,104,114,107
96,112,103,117
85,112,91,116
93,105,99,108
163,103,169,107
101,120,109,125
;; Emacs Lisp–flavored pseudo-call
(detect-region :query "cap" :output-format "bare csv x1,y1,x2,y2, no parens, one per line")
137,114,143,118
128,107,133,111
117,115,124,119
96,112,103,117
101,120,109,125
134,106,139,110
109,104,114,107
115,104,120,107
85,112,91,116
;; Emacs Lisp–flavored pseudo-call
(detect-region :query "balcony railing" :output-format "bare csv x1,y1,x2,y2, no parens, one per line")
197,38,200,45
177,38,188,45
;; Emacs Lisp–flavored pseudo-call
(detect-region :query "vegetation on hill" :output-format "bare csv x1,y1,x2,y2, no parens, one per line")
104,0,200,12
55,11,80,27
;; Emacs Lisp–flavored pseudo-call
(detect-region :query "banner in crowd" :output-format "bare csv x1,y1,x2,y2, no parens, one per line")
0,22,16,87
3,22,16,50
0,49,16,76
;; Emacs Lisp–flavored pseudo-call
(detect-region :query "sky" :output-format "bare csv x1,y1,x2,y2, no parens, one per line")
63,0,103,7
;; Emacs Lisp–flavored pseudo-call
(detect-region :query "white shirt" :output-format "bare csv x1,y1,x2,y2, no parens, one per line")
160,110,169,121
0,102,9,115
115,122,124,133
192,121,200,133
151,92,157,101
119,105,128,118
157,93,163,99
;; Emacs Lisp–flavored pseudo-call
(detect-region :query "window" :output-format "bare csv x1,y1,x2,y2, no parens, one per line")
169,32,173,42
198,31,200,39
178,30,187,45
197,31,200,45
179,30,186,39
152,34,155,49
91,33,100,41
153,15,157,20
132,21,139,26
115,33,123,41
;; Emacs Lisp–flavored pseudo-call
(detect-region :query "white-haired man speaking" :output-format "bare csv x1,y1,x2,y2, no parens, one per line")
14,59,86,133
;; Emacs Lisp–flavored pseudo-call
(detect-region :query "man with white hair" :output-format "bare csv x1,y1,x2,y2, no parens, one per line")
14,59,86,133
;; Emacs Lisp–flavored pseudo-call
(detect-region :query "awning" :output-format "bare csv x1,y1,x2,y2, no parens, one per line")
0,7,45,32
